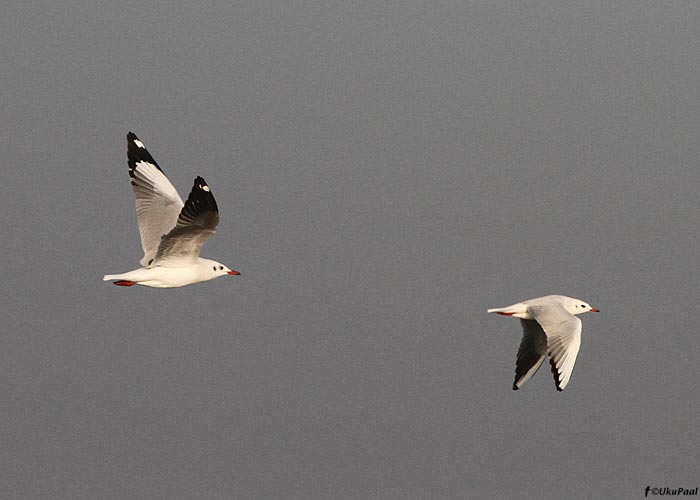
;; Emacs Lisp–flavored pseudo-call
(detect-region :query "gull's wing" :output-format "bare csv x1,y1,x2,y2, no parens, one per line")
528,304,582,391
513,319,548,390
152,176,219,265
127,132,184,266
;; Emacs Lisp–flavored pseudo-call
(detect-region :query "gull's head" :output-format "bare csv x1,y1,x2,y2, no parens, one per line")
207,261,241,278
568,298,600,315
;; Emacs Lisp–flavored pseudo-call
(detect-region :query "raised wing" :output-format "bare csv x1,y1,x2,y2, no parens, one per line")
513,319,548,390
127,132,184,266
152,176,219,265
528,304,582,391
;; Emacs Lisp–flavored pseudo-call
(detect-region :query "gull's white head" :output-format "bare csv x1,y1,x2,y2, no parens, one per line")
562,296,600,315
203,259,241,279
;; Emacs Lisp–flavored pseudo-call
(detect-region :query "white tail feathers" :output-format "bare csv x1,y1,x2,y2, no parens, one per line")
486,302,529,319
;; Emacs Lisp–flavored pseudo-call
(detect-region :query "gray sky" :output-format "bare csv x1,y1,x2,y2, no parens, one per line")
2,1,699,499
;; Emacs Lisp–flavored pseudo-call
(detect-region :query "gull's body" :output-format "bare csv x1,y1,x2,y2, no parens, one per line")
103,132,239,288
104,258,234,288
487,295,600,391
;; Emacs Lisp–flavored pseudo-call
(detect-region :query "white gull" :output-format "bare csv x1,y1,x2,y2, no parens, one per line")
103,132,240,288
488,295,599,391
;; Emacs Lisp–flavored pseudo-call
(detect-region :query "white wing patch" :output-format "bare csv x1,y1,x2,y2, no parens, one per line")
129,162,184,266
528,304,583,391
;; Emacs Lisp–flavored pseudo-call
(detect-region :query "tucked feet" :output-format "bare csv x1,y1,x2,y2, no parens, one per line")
113,280,137,286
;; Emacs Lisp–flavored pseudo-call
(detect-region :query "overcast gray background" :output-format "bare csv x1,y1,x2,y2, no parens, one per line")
2,1,699,499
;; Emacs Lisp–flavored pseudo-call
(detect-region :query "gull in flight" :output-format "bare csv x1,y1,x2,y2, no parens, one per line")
103,132,240,288
488,295,599,391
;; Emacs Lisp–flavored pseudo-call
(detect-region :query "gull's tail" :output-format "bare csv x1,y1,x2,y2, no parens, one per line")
103,273,138,286
487,302,527,317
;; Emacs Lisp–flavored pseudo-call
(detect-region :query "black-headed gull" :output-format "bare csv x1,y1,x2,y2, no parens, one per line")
487,295,600,391
103,132,240,288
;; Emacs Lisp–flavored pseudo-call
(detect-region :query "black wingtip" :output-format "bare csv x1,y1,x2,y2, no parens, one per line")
127,131,143,146
177,176,219,225
549,358,563,391
512,384,519,391
192,176,216,202
127,132,164,176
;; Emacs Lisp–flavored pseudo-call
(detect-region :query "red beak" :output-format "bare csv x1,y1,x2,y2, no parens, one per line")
227,270,240,276
590,307,600,312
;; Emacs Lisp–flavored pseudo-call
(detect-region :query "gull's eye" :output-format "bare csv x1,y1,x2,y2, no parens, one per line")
219,266,223,270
